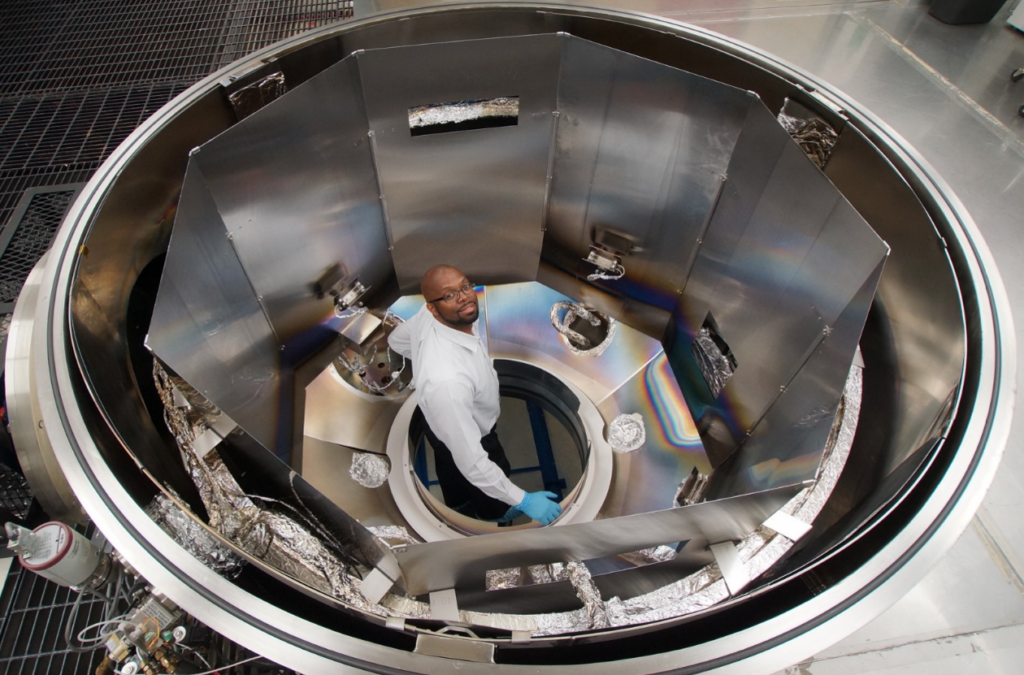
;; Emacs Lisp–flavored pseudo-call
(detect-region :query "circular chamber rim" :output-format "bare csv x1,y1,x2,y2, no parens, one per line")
21,4,1015,674
385,358,613,542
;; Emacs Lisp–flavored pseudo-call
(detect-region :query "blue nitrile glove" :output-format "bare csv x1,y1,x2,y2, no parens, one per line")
498,506,523,523
516,492,562,525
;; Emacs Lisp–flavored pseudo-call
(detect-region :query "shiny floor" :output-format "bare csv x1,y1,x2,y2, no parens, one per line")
665,1,1024,672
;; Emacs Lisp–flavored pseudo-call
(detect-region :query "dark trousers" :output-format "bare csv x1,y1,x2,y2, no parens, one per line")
423,422,513,521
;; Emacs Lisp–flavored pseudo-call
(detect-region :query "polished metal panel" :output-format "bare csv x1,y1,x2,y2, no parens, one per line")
668,101,889,467
706,259,884,501
147,162,285,454
356,35,562,292
195,55,393,360
596,351,710,517
303,363,411,453
823,126,965,479
544,35,752,335
395,482,802,596
482,281,664,406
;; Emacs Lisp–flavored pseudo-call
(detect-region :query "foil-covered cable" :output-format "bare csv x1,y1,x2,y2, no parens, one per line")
350,452,390,488
586,263,626,281
335,304,368,320
691,325,736,398
486,567,524,591
777,110,839,169
607,413,646,453
337,343,378,375
566,562,609,630
145,494,246,579
362,347,407,395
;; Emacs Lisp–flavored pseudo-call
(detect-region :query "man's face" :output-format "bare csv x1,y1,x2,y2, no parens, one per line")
426,269,478,328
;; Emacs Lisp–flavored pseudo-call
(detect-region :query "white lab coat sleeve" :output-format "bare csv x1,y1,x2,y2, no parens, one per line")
423,378,526,507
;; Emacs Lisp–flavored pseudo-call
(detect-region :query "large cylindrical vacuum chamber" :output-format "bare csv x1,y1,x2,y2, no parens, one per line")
4,4,1014,674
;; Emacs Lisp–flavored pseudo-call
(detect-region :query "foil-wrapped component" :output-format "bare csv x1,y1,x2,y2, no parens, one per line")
462,611,538,634
618,545,677,567
380,594,430,619
409,96,519,130
607,413,645,453
566,562,609,630
350,452,390,488
486,567,524,591
153,361,390,618
550,301,616,357
528,563,568,585
691,325,737,398
368,525,421,548
604,568,728,628
674,467,711,507
777,109,839,169
533,607,595,636
794,366,861,522
228,72,288,120
146,494,246,579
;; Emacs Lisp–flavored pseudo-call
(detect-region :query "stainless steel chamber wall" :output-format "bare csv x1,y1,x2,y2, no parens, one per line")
5,5,1012,675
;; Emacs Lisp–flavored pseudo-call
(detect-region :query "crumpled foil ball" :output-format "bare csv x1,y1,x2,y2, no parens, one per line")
350,452,390,488
608,413,646,453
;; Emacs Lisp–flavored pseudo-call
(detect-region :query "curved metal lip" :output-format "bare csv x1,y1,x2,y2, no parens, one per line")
27,3,1014,673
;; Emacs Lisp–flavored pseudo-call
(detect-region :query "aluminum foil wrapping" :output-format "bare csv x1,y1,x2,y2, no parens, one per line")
566,561,609,630
486,566,524,591
153,361,390,618
691,326,736,398
462,611,538,634
409,96,519,129
607,413,646,453
146,494,246,579
350,452,389,488
604,568,728,628
368,525,421,548
619,544,677,567
795,365,861,523
528,563,568,585
550,301,617,357
533,607,596,636
777,111,839,169
228,72,288,120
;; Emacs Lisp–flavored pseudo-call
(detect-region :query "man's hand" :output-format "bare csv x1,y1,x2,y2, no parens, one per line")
516,492,563,525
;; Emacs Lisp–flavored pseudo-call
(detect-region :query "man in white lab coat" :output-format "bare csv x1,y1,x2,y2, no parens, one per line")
388,264,562,525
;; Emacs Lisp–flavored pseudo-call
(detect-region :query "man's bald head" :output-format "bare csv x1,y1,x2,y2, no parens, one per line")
421,264,478,333
420,264,464,301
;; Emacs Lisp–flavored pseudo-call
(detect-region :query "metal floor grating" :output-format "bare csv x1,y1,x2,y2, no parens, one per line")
0,1,352,671
0,186,82,307
0,560,107,674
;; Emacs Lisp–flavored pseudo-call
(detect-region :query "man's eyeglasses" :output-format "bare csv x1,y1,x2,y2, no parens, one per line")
428,282,475,304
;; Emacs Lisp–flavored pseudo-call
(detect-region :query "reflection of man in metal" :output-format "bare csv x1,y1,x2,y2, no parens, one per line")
388,264,562,525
